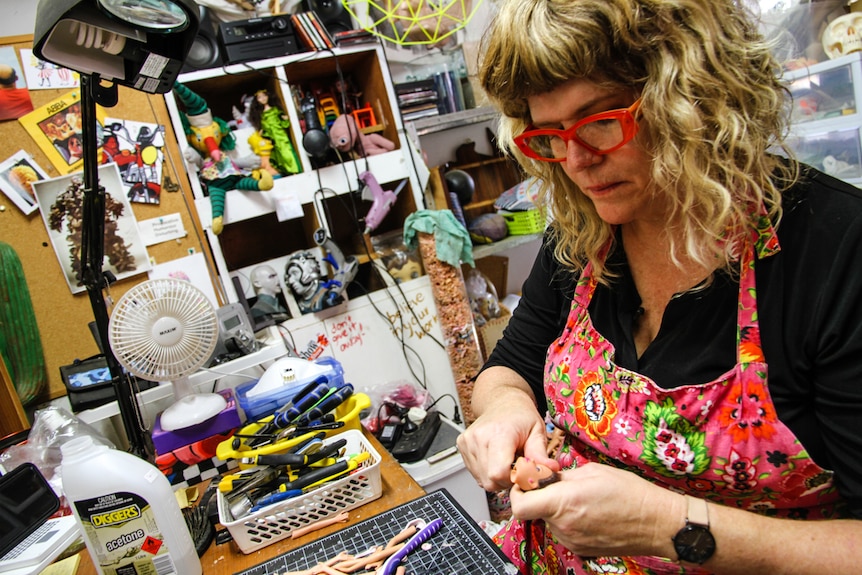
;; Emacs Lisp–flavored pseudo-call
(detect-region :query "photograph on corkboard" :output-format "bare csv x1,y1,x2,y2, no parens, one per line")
101,117,165,205
18,48,79,91
18,88,105,174
0,45,33,121
0,149,50,215
33,163,151,294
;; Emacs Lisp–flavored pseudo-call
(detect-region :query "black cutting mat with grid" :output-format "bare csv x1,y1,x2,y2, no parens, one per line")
233,489,518,575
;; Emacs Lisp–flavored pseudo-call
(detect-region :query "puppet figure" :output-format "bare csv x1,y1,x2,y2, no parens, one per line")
173,82,273,234
329,114,396,158
248,88,301,176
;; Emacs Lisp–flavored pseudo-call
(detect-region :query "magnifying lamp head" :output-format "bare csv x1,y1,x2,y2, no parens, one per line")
33,0,200,94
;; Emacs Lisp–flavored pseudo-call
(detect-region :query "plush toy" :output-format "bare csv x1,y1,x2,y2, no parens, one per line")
173,82,274,235
329,114,395,157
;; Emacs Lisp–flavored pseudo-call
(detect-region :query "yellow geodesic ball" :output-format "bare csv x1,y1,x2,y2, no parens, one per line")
343,0,483,46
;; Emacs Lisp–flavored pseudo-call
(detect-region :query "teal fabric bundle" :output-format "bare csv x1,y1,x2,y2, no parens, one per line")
404,209,475,268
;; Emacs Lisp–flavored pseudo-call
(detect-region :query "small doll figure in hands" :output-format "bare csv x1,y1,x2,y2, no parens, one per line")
510,456,560,491
248,89,301,177
173,82,274,234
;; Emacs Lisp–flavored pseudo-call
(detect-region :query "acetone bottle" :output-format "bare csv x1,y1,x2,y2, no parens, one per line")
60,435,202,575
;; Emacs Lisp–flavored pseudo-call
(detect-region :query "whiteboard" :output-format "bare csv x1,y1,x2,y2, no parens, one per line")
276,275,465,420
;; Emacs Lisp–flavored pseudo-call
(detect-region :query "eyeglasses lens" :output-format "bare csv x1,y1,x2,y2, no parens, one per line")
526,117,627,159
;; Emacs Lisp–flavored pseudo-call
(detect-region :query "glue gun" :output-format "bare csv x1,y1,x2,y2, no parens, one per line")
359,172,406,234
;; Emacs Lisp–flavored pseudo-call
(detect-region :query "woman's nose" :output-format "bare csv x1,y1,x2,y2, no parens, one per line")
566,139,602,170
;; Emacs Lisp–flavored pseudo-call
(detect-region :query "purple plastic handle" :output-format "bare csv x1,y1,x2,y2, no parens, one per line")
379,517,444,575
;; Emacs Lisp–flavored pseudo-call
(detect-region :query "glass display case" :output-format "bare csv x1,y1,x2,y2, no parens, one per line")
784,52,862,186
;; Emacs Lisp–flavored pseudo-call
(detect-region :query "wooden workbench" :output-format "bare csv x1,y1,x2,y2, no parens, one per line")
73,432,426,575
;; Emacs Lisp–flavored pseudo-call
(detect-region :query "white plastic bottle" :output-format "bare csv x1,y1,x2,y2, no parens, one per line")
60,435,202,575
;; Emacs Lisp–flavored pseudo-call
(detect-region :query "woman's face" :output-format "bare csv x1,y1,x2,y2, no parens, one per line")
527,79,658,226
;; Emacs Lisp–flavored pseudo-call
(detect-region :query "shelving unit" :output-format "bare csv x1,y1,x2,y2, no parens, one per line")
405,104,542,299
163,43,426,304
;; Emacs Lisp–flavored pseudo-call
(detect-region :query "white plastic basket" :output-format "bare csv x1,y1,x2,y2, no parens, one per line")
217,429,383,554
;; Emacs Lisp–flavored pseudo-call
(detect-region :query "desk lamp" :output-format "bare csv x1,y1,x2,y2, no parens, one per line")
33,0,200,461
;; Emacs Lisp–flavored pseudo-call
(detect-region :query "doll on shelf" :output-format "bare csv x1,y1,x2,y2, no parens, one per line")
248,89,301,176
173,82,274,235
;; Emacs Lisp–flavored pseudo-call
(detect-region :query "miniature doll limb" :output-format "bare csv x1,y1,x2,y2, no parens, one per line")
202,167,274,235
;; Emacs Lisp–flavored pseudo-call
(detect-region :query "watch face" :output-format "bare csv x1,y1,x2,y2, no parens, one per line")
673,524,716,564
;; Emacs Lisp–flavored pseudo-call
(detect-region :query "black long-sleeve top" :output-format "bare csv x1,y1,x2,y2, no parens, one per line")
485,165,862,519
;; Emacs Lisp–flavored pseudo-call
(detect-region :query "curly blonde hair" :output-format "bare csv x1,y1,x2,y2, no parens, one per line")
479,0,798,282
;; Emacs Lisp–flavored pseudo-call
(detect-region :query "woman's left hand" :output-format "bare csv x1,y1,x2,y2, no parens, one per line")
509,462,683,559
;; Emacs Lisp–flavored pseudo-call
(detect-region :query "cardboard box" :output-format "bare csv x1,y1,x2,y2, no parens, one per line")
477,307,512,361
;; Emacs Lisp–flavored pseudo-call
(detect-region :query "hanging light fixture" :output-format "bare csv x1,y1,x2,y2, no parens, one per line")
32,0,200,461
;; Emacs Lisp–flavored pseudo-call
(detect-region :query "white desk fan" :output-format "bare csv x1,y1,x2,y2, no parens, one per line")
108,278,225,431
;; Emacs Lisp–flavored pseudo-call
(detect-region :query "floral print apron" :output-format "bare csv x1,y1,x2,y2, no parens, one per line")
495,224,847,574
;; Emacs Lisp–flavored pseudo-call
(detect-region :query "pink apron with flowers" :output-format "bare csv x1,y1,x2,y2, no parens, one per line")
495,224,847,574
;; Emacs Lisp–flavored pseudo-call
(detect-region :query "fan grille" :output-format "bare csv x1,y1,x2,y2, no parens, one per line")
108,278,219,381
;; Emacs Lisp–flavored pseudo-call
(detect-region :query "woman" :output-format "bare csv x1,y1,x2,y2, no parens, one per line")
456,0,862,573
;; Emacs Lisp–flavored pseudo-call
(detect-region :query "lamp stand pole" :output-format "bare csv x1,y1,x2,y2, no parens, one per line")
79,73,155,462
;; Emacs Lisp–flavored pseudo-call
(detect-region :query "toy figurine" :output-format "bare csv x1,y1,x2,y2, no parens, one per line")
228,93,254,130
510,456,560,491
248,89,301,176
385,250,423,284
329,114,395,158
250,264,289,323
284,229,357,314
173,82,274,235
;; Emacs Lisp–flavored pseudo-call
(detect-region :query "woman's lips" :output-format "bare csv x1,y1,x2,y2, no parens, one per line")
584,181,621,194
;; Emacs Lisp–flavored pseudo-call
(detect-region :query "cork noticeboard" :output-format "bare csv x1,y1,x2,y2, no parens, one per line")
0,35,217,403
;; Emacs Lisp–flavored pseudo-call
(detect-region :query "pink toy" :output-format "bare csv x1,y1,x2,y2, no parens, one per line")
329,114,395,156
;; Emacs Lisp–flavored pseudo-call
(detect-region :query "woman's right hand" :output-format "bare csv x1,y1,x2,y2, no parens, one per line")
456,366,559,492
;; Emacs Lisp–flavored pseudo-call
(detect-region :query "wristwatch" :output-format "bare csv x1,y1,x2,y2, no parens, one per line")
672,495,716,564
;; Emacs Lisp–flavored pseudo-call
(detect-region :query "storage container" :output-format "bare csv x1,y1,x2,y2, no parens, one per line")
500,209,546,235
216,392,371,463
60,436,202,575
235,356,344,422
217,429,382,554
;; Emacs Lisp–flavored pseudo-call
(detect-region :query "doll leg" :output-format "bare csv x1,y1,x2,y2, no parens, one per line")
208,186,227,235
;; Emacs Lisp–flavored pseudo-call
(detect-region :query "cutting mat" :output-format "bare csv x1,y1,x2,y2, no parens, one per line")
234,489,517,575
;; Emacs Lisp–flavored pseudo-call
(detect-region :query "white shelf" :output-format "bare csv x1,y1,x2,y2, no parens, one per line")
76,341,288,426
409,106,499,136
472,233,542,260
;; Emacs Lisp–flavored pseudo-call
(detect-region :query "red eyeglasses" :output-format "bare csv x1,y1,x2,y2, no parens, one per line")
514,99,641,162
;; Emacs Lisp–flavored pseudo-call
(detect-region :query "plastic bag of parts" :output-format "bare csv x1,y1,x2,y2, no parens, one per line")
361,380,431,435
0,406,115,503
370,228,424,284
464,268,502,327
